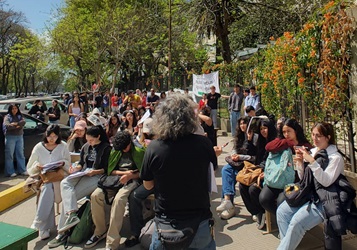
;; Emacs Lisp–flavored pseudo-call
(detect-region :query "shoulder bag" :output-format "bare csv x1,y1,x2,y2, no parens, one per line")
97,174,124,205
40,168,65,183
236,161,263,186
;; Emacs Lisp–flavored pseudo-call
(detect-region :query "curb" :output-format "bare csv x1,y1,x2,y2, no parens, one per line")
0,181,35,213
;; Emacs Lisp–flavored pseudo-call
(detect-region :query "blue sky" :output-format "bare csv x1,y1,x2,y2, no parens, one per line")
6,0,64,33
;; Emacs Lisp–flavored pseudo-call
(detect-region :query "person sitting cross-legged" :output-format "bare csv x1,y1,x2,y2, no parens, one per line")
84,130,145,250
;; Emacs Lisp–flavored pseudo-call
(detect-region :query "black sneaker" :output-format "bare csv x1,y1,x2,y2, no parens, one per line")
58,213,80,234
124,236,140,248
84,233,106,248
47,234,68,248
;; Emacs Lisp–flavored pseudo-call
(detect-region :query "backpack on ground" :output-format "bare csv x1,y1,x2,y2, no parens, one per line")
264,148,295,189
66,200,94,245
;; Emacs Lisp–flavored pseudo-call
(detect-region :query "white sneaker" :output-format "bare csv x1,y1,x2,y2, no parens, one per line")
216,199,233,212
252,215,258,222
21,171,29,176
39,229,50,240
10,173,17,177
220,206,235,220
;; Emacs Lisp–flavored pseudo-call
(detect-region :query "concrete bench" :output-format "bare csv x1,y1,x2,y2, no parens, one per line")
0,222,37,250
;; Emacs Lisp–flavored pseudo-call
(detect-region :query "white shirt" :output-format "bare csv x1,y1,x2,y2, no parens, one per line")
27,141,71,176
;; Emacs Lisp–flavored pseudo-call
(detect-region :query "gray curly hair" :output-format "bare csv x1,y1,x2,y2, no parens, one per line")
152,93,198,140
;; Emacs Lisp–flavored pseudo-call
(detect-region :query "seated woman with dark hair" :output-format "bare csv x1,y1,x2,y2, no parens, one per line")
27,125,71,240
48,125,111,248
238,119,277,229
216,116,258,220
67,120,87,153
259,118,312,214
106,111,120,143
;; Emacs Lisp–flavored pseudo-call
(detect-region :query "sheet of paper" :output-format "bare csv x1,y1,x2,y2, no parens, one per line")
66,168,91,180
209,162,217,193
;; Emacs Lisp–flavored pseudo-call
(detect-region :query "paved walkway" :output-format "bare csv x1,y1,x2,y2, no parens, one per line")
1,132,357,249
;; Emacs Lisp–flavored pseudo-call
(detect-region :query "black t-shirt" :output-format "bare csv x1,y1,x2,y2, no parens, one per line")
140,134,217,220
147,95,160,104
206,92,221,109
95,95,103,108
114,151,137,171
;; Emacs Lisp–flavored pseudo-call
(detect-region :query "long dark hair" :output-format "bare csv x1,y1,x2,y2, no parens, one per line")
279,118,309,144
7,104,22,117
86,125,109,144
43,124,62,144
256,119,277,164
234,116,250,149
123,110,138,128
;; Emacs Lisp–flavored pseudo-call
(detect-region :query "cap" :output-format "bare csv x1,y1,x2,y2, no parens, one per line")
143,117,153,134
92,108,101,115
74,120,87,131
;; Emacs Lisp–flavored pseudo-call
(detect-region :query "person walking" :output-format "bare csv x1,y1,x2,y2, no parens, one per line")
3,104,27,177
228,84,244,137
141,93,217,249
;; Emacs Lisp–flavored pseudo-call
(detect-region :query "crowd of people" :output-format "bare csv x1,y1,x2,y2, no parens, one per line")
1,85,355,250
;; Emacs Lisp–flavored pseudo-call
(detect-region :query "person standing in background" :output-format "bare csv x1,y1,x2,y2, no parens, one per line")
228,85,244,137
206,86,229,129
102,91,110,115
3,104,27,177
244,86,260,115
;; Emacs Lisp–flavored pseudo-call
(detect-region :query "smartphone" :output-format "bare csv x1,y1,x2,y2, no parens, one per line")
295,146,306,149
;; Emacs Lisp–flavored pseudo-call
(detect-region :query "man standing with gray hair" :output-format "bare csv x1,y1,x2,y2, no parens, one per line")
141,94,217,249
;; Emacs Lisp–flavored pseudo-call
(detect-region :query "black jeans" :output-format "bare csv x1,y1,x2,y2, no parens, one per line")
259,185,285,214
239,183,264,216
128,184,154,237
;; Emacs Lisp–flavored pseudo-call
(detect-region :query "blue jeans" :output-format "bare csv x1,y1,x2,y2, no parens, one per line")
5,135,26,176
277,200,324,250
150,218,216,250
229,111,241,137
69,116,76,128
221,164,238,202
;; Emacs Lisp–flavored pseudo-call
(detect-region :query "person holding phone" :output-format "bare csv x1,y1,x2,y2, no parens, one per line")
217,116,258,220
259,119,312,214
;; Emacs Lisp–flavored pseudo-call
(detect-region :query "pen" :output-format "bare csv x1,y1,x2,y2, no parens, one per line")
221,139,233,148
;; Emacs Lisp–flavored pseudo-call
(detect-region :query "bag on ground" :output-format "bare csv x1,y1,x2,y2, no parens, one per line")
236,161,263,186
264,148,295,189
67,200,94,244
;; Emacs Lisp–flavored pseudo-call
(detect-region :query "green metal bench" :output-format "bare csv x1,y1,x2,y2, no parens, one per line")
0,222,37,250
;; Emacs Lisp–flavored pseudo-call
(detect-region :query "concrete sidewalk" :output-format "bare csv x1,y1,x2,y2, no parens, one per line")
1,132,357,249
